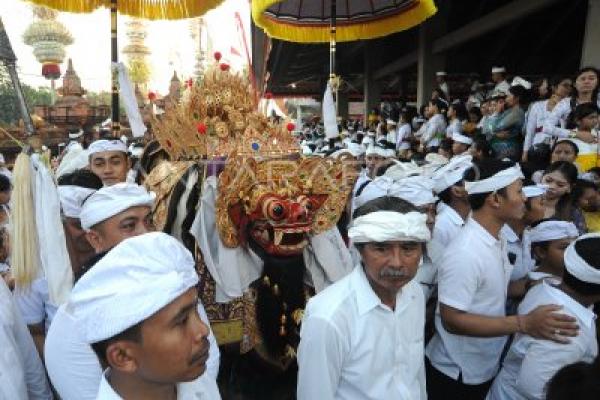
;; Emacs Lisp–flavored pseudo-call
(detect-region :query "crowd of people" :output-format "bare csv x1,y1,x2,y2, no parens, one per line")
1,64,600,400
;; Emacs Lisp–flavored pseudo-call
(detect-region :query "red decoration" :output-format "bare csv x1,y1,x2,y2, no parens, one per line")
196,122,207,135
264,92,273,100
219,63,230,71
286,122,295,132
148,91,157,101
214,51,222,61
187,78,193,88
41,63,60,80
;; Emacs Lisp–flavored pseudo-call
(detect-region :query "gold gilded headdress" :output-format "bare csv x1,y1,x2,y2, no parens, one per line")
153,55,299,159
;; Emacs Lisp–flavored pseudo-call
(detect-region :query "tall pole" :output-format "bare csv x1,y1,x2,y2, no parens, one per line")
111,0,120,137
328,0,337,149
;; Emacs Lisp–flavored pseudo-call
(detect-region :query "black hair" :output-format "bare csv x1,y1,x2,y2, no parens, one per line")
551,140,579,157
572,179,598,205
91,322,143,367
429,98,448,115
375,161,394,177
57,168,103,190
439,138,453,153
546,359,600,400
464,159,515,210
572,102,600,122
509,84,529,107
566,67,600,128
0,174,11,192
437,179,465,205
450,101,469,121
471,136,494,160
543,161,578,221
468,106,482,122
562,236,600,296
549,75,572,94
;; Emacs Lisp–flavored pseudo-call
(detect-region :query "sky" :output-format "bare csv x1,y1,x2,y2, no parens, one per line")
0,0,251,94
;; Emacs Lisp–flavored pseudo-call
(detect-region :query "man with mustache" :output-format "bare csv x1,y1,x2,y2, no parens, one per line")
297,196,430,399
69,232,221,400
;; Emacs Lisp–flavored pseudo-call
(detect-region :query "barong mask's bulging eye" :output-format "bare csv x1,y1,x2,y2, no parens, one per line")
263,197,287,222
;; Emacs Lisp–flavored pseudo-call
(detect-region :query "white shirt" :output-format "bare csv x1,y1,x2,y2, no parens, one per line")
500,225,535,281
386,128,398,144
0,279,52,400
523,100,553,152
426,218,513,384
543,96,600,139
419,114,447,148
297,266,426,400
13,276,57,333
486,282,597,400
433,205,465,247
414,240,445,302
396,123,412,150
46,302,221,400
446,119,463,138
96,368,221,400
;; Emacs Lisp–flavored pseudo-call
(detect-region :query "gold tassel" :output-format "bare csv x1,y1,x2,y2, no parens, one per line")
11,153,40,288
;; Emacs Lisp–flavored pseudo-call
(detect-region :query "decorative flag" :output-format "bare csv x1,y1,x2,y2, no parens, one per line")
323,83,338,139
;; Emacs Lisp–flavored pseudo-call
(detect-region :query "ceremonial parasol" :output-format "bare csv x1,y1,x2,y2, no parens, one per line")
25,0,224,135
252,0,436,129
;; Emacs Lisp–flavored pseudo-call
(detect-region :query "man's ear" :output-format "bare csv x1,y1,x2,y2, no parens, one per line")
85,229,103,253
450,185,467,199
486,192,501,209
105,341,139,374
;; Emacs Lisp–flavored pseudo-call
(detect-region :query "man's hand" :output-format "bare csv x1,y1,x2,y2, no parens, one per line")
522,305,579,344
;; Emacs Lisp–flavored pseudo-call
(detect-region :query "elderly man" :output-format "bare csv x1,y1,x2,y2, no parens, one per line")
88,139,130,186
69,232,221,399
297,196,430,399
44,183,220,400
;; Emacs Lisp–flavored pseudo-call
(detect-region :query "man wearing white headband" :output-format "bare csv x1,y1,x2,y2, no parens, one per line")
14,169,102,361
426,160,578,399
432,155,473,247
491,66,510,96
451,132,473,155
488,233,600,400
88,139,130,186
298,196,430,399
527,219,579,284
501,182,548,285
45,183,220,399
69,232,221,400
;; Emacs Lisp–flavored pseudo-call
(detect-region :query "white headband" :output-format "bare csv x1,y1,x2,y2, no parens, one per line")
465,164,524,195
349,211,430,243
522,184,547,198
57,186,97,219
511,76,532,90
366,144,394,158
452,132,473,145
529,221,578,243
88,139,128,157
564,233,600,285
80,183,156,230
492,66,506,73
390,176,437,207
68,130,84,139
431,154,472,193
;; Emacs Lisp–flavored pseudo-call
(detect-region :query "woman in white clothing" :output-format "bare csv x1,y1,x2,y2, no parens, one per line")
446,101,468,138
522,76,573,162
543,67,599,144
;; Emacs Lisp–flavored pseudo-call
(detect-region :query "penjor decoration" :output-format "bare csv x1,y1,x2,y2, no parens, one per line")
22,6,73,80
149,52,355,376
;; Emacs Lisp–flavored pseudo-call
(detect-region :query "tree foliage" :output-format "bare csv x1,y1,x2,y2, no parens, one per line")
0,65,52,126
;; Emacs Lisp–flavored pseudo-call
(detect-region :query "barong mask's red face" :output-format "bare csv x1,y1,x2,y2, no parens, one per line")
229,193,326,256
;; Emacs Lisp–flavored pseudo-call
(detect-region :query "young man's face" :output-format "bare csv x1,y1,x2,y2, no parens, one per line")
133,288,210,383
86,206,154,253
576,188,599,212
359,240,423,297
534,238,573,272
0,189,10,205
524,196,546,225
90,151,130,186
365,154,385,178
497,179,526,221
452,142,469,155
